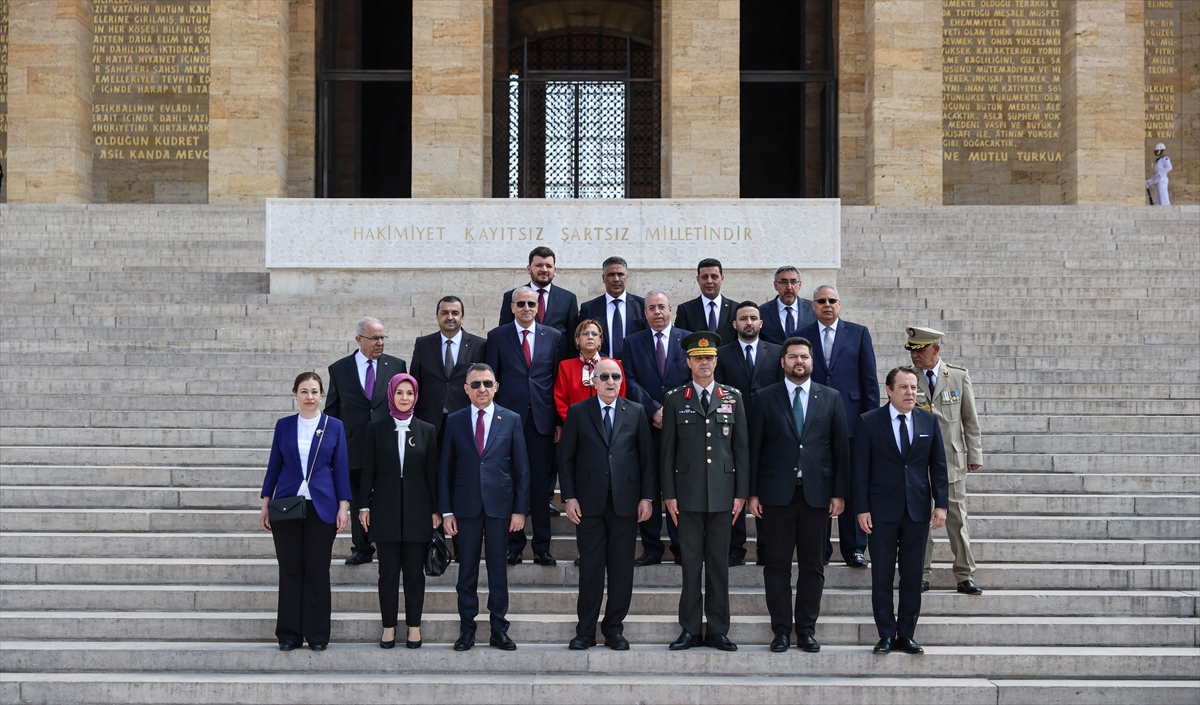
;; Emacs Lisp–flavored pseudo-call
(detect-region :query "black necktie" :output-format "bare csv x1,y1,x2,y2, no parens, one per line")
603,405,613,442
926,369,936,398
610,299,623,357
899,413,910,456
744,344,755,377
444,339,455,378
701,388,710,411
785,306,795,336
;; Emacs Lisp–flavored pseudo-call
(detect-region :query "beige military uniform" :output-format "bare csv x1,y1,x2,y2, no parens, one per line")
917,360,982,582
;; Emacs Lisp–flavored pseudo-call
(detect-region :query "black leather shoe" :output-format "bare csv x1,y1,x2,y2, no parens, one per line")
847,552,868,568
633,553,662,567
279,641,297,651
957,578,983,595
309,643,327,651
380,636,395,649
490,632,517,651
672,554,683,565
921,580,930,593
345,551,373,566
769,633,789,652
506,551,523,565
756,558,767,566
572,557,580,566
705,633,738,651
568,634,596,650
872,637,893,654
893,635,924,654
728,555,746,567
796,632,820,653
405,639,421,649
548,502,562,517
453,632,475,651
668,630,703,650
533,551,557,566
604,633,630,651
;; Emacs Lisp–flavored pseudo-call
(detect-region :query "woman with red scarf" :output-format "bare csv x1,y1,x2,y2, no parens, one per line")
554,319,627,421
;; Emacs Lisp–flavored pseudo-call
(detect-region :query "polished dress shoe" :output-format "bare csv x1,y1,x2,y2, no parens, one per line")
406,630,422,649
490,632,517,650
532,551,557,566
756,558,767,566
847,552,868,568
957,578,983,595
506,551,523,565
278,641,297,652
309,643,327,651
893,635,924,654
572,557,580,566
548,502,562,517
872,637,893,654
672,554,683,565
568,634,596,650
668,630,703,651
921,580,930,593
769,633,789,652
345,551,373,566
728,555,746,567
705,633,738,651
633,553,661,567
796,632,820,653
453,632,475,651
380,635,396,649
604,633,630,651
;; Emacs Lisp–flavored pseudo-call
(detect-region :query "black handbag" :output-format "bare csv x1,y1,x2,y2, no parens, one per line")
269,415,328,523
425,530,451,577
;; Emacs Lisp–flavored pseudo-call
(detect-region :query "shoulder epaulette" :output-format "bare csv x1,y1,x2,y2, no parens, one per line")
945,363,967,371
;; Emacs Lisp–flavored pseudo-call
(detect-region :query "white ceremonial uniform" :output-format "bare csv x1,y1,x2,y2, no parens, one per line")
1146,155,1172,206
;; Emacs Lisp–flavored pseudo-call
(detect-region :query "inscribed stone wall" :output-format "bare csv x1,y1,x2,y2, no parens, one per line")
1145,0,1197,204
91,0,209,203
941,0,1063,205
1,0,8,203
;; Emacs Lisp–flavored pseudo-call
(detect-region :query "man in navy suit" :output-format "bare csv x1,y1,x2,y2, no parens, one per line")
798,285,879,568
620,291,690,565
487,287,562,566
577,256,647,359
498,246,580,355
758,266,816,345
853,366,948,655
440,363,531,652
674,258,738,345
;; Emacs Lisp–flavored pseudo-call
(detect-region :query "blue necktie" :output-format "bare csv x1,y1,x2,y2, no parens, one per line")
603,405,613,443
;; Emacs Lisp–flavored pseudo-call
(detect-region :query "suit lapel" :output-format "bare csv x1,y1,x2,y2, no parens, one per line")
879,409,904,464
774,386,801,443
284,415,302,471
304,414,324,472
374,358,393,401
506,325,530,370
387,420,405,470
825,324,843,372
588,398,609,445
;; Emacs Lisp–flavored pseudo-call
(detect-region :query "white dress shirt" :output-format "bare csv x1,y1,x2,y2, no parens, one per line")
514,320,536,359
354,350,376,390
890,403,915,453
783,377,810,477
440,329,463,367
741,338,759,368
444,403,495,517
777,298,800,332
295,414,320,499
394,417,412,476
700,294,724,325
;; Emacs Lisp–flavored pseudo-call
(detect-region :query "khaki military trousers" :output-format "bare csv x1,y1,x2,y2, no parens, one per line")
923,476,976,582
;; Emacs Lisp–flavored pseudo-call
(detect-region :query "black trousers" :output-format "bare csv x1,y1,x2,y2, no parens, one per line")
348,466,373,556
676,509,732,635
730,508,764,562
638,427,680,559
867,513,929,640
376,540,427,629
271,500,337,646
575,492,638,638
761,485,828,636
456,513,511,635
509,419,554,555
826,444,866,561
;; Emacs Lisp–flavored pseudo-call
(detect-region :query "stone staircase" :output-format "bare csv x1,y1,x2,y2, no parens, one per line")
1,203,1197,704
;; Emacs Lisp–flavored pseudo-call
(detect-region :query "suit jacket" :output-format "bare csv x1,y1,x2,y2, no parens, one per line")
798,319,879,437
486,322,562,436
554,357,626,421
359,416,439,543
438,404,531,519
261,414,353,524
852,405,949,524
917,360,983,483
499,283,580,356
578,293,648,358
675,295,738,345
324,352,407,468
660,383,751,513
619,327,691,417
408,330,487,437
714,338,783,404
558,397,657,518
748,381,850,509
758,296,817,345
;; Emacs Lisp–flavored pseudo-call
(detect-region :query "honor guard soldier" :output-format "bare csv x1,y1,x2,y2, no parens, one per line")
661,332,750,652
1146,143,1172,206
905,327,984,595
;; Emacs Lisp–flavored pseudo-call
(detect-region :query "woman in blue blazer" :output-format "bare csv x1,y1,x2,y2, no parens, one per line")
259,371,353,651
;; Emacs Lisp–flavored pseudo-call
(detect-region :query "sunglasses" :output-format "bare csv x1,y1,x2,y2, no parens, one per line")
814,298,839,305
468,380,496,389
513,300,538,308
594,373,622,382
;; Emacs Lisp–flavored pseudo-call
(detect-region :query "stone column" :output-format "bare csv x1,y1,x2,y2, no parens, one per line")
411,0,492,198
5,0,93,203
660,0,739,198
864,0,941,205
1061,0,1144,205
838,0,867,205
208,0,289,203
287,0,315,198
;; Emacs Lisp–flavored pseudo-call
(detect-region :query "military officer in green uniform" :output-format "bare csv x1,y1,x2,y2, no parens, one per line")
906,326,984,596
661,332,750,651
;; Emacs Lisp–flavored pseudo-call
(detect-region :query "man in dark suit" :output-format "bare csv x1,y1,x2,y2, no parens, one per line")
408,295,488,447
748,337,850,653
619,291,691,565
758,266,817,345
577,256,647,359
498,246,580,354
715,301,782,566
559,359,657,650
440,363,531,652
854,366,948,655
797,285,879,568
674,258,738,344
487,287,562,566
324,317,407,565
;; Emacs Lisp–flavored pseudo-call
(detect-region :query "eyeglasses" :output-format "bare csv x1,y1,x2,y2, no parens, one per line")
814,298,839,305
594,373,622,382
357,335,388,342
513,300,538,308
578,331,601,338
775,279,801,286
468,380,496,389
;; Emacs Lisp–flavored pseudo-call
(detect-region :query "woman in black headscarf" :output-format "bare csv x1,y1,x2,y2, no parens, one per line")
359,373,441,648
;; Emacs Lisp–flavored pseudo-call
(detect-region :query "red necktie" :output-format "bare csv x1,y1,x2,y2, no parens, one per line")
536,288,547,324
475,409,486,455
521,329,532,366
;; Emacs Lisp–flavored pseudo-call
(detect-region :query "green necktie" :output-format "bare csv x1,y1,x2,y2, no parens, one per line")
793,386,805,437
